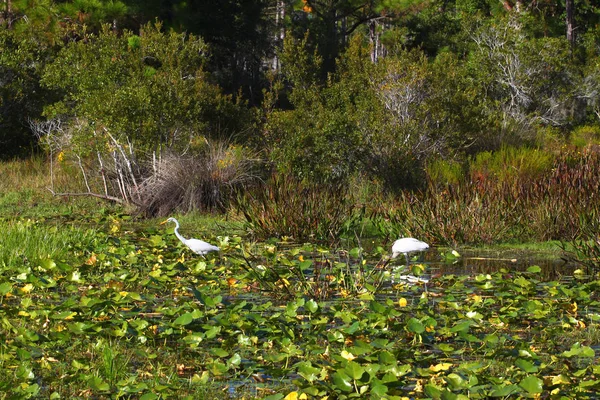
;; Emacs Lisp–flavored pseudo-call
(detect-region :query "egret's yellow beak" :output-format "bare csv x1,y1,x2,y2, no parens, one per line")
160,219,168,225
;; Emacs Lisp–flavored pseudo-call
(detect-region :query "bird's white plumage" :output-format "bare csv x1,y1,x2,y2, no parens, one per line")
391,237,429,264
162,217,220,256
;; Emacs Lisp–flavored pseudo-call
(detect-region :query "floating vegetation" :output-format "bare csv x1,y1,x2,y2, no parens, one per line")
0,214,599,399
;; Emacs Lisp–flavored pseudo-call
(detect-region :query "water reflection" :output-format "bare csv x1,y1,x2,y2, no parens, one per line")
423,248,577,280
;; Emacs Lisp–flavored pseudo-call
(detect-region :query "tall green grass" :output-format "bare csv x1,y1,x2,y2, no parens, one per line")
0,219,97,267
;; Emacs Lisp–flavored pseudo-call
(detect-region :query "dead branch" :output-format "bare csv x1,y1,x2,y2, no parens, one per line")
47,188,126,204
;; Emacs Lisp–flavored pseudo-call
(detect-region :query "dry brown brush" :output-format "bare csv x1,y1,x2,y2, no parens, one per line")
136,143,262,217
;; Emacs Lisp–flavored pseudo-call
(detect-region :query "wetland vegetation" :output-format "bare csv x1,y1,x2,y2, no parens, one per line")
3,1,600,398
1,157,600,399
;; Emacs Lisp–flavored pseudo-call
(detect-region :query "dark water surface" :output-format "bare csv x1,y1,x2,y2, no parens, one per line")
424,247,577,280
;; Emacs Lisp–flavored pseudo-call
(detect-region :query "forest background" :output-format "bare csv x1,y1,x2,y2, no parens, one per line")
2,0,600,246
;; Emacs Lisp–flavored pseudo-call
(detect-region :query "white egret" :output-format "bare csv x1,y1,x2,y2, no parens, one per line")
161,217,220,256
391,237,429,265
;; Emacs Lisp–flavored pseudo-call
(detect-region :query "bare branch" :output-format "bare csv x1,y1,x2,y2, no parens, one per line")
47,188,126,204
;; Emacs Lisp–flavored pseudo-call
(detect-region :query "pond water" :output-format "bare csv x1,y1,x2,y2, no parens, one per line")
423,247,578,280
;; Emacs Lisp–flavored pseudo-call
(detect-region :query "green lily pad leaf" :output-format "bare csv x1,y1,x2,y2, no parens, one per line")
387,364,411,378
149,235,166,247
450,320,472,333
327,331,345,343
16,364,34,380
139,393,159,400
378,350,396,364
305,299,318,313
299,260,312,271
490,384,520,397
562,343,595,358
298,362,321,383
261,394,285,400
183,333,204,346
39,258,57,270
343,321,360,334
579,380,600,388
344,361,365,380
552,374,570,385
52,311,77,320
87,376,110,391
446,373,465,389
204,326,221,339
483,333,499,345
515,359,538,373
228,353,241,367
174,312,194,326
210,348,229,358
371,382,388,396
424,383,443,397
519,376,543,393
208,360,229,376
0,282,12,295
407,318,425,334
437,343,454,353
526,266,541,273
16,348,32,361
349,247,361,258
332,371,353,392
127,292,142,301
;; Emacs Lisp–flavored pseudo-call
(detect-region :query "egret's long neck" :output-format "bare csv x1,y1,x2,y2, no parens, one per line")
173,222,187,244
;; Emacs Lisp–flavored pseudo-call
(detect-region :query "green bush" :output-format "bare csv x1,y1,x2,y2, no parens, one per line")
425,158,464,187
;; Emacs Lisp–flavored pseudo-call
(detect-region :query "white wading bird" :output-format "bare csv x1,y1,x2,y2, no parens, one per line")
391,237,430,266
388,237,431,291
161,217,220,257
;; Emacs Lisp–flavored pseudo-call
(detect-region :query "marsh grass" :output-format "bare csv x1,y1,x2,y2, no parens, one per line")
0,219,97,267
136,143,262,217
371,147,600,246
236,173,353,243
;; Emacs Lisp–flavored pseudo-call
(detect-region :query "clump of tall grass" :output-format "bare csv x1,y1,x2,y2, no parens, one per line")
570,125,600,148
469,145,553,184
0,219,97,267
235,173,353,242
136,142,262,217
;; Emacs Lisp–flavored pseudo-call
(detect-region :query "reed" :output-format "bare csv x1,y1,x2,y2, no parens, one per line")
372,147,600,246
235,173,353,243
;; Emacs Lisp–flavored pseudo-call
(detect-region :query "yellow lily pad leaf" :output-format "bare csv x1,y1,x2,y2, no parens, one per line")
430,362,453,372
20,284,34,294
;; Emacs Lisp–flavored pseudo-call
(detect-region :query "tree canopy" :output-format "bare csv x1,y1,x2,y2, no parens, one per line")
1,0,600,193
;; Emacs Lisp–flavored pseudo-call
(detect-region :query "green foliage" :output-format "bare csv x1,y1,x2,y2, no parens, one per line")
1,200,600,397
470,145,554,183
373,147,600,245
41,22,247,153
0,22,58,157
570,125,600,147
426,158,464,187
0,219,97,267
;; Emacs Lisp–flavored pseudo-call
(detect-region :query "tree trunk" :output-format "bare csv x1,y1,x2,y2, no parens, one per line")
566,0,575,49
2,0,12,28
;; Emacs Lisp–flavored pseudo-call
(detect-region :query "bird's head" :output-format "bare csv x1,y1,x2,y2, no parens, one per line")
160,217,176,225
